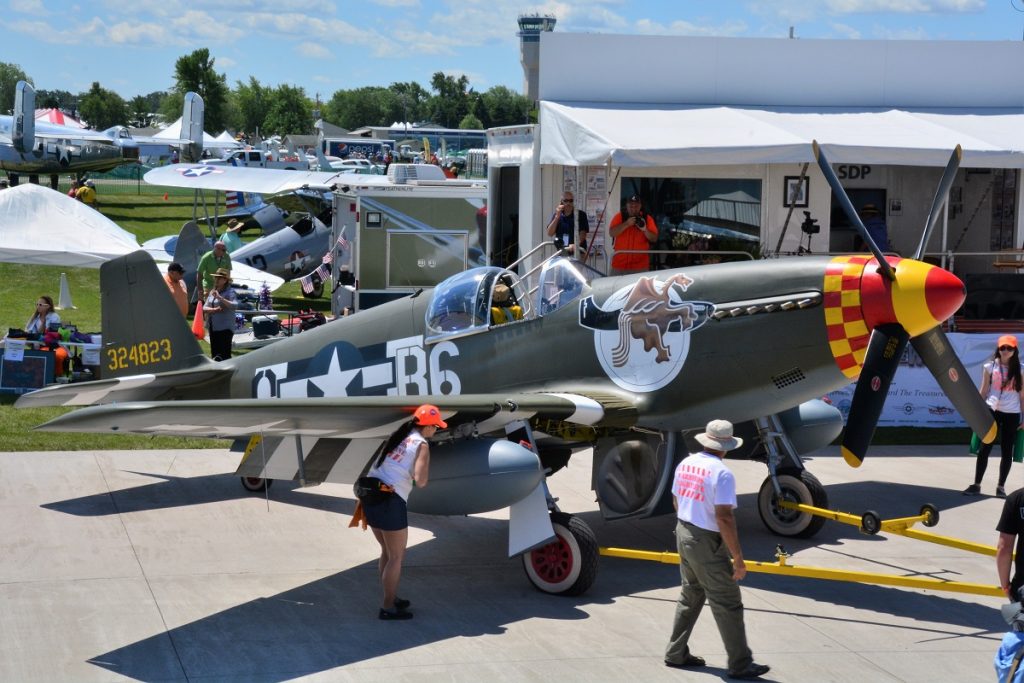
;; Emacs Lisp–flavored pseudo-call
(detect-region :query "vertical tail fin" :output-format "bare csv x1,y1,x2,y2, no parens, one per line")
100,250,211,379
12,80,35,154
181,91,204,163
171,221,208,302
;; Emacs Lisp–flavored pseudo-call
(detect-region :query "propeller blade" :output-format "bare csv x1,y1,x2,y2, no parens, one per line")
812,141,896,281
913,145,962,261
841,324,909,468
910,326,997,444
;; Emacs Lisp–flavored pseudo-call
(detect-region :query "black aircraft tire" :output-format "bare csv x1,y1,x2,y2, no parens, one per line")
241,476,272,492
757,470,828,539
522,512,599,596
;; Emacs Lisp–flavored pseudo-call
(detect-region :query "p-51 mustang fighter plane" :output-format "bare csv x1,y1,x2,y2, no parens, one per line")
18,144,995,596
0,81,204,188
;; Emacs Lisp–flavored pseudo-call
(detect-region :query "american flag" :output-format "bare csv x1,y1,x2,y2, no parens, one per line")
315,263,330,281
300,273,315,294
322,250,333,265
336,232,350,252
225,191,241,210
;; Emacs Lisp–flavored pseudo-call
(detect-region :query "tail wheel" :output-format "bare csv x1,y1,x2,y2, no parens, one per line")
757,470,828,539
241,476,272,492
522,512,598,596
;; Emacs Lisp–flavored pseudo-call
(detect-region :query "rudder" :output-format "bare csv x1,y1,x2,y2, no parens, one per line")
100,250,210,379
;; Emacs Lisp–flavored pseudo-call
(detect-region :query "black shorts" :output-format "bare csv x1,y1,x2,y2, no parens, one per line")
363,492,408,531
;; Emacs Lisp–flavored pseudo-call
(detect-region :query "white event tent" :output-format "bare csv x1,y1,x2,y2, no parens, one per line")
0,184,284,290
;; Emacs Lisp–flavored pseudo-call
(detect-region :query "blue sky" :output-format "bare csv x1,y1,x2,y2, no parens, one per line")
2,0,1021,101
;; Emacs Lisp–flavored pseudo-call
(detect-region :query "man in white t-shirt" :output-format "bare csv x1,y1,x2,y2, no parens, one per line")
664,419,770,680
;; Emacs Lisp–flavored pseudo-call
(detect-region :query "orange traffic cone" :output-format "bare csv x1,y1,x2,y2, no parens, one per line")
192,300,205,340
163,192,169,201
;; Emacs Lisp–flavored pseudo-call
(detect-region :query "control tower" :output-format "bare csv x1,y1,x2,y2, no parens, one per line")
518,14,556,102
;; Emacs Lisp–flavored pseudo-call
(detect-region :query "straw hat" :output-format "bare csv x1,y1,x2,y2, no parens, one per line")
694,419,743,452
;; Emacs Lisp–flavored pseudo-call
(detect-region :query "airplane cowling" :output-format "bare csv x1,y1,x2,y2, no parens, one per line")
407,439,543,516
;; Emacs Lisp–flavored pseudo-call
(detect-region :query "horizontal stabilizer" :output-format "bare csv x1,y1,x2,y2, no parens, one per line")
16,365,232,408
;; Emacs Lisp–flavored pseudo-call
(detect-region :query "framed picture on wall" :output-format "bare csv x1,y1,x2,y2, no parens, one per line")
784,176,809,208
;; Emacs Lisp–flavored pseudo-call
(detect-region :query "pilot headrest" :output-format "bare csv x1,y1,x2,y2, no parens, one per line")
492,283,511,304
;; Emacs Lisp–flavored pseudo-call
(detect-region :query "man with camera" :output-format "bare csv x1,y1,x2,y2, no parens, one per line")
546,191,590,258
609,193,658,275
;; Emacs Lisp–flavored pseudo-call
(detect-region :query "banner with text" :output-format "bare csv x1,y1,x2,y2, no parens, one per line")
825,333,1004,427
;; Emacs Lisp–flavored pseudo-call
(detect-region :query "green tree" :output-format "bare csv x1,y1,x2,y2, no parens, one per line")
389,81,430,124
162,48,229,132
324,86,399,129
128,95,155,127
232,77,270,136
477,85,531,128
428,72,471,128
36,89,76,114
263,84,312,135
78,82,128,129
0,62,30,116
458,113,483,129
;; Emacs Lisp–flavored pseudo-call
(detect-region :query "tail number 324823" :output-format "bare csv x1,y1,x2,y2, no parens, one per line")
107,339,172,371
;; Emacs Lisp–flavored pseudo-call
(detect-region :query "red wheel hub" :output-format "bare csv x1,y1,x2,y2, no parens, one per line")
529,531,574,584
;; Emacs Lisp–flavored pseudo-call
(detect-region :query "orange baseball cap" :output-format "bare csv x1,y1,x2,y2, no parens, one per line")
998,335,1018,349
413,404,447,428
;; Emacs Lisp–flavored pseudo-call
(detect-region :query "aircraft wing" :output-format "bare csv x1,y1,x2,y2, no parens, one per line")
36,391,636,438
32,121,115,143
143,164,387,195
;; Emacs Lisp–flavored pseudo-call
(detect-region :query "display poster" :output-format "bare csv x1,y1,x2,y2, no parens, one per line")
825,332,1004,427
82,344,100,367
583,166,608,269
4,339,24,362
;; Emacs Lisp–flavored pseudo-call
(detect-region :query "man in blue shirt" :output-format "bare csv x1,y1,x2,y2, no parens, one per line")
545,191,589,256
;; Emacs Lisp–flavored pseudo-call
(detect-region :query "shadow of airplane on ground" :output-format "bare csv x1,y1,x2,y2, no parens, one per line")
40,469,1003,679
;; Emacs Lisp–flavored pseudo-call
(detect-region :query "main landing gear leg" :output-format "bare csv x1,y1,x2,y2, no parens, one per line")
754,414,829,539
509,419,599,596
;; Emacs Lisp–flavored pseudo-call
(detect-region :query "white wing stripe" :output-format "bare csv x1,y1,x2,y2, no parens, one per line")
542,393,605,425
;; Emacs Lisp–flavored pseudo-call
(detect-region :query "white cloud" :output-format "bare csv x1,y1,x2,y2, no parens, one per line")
826,0,984,11
10,0,48,14
829,21,862,39
634,18,748,37
297,42,331,58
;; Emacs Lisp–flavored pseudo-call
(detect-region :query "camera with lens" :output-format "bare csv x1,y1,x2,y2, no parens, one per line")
801,211,820,235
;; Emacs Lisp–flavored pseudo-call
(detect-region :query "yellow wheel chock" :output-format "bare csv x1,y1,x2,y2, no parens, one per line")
600,501,1005,598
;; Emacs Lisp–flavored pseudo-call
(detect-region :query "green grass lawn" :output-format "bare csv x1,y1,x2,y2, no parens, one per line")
1,191,327,451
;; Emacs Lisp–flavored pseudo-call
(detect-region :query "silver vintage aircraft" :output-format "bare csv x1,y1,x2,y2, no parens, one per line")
0,81,204,187
17,144,994,596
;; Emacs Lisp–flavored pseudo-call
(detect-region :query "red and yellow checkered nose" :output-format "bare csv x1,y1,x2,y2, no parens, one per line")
824,256,965,378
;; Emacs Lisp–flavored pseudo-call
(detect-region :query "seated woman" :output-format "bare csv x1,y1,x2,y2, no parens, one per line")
26,295,60,335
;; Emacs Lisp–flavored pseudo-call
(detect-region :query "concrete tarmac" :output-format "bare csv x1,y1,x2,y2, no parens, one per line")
0,444,1011,681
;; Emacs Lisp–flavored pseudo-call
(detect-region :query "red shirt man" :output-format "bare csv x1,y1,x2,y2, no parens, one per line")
609,194,657,274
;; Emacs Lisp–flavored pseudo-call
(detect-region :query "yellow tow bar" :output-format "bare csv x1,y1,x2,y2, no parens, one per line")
599,546,1003,598
775,500,1001,557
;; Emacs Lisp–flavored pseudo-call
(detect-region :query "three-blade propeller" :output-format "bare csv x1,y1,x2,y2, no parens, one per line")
812,142,996,466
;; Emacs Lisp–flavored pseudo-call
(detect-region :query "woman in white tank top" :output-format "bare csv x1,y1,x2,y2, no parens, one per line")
964,336,1024,498
361,404,446,620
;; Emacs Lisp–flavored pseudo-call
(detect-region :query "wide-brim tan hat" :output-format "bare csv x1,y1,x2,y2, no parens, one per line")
695,419,743,451
213,268,232,280
225,218,244,232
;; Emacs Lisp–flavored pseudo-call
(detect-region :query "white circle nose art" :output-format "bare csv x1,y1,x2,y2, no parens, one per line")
586,276,711,393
